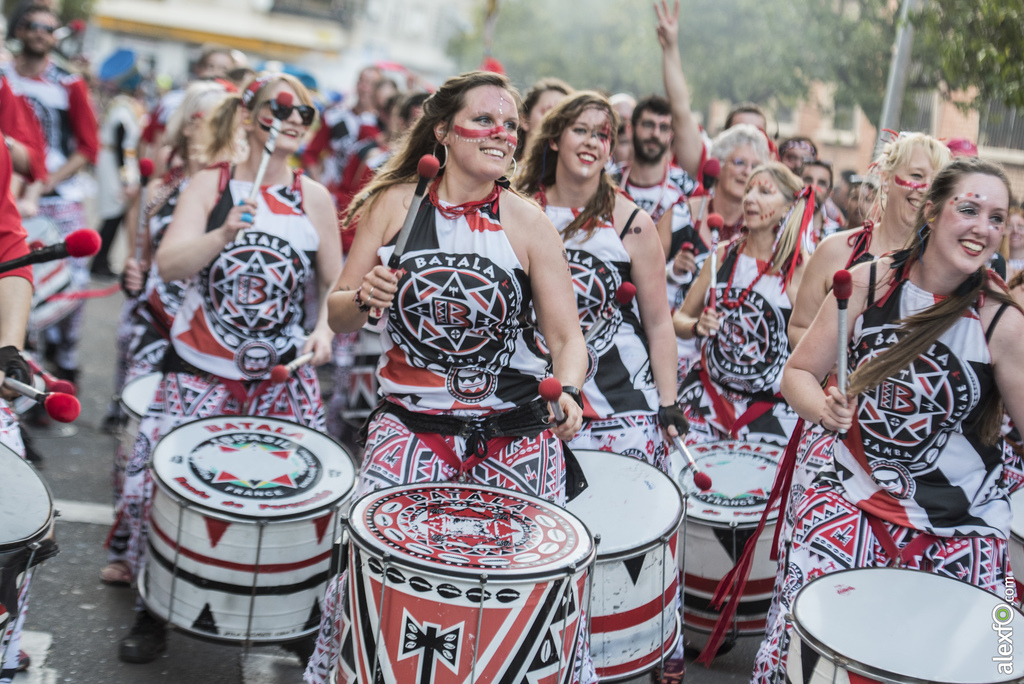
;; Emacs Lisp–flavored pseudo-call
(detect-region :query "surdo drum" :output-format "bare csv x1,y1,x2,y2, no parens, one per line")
676,440,782,636
141,416,356,643
565,450,682,680
23,216,80,334
117,373,162,486
1009,488,1024,605
346,483,595,684
785,568,1024,683
0,444,55,661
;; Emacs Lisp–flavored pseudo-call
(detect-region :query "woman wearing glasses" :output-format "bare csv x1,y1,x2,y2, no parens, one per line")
113,73,341,664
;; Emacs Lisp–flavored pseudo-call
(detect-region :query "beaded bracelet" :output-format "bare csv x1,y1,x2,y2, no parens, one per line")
354,288,371,313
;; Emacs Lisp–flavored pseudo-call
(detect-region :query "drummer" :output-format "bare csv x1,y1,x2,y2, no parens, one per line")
673,162,815,447
307,70,588,684
114,73,341,664
755,156,1024,682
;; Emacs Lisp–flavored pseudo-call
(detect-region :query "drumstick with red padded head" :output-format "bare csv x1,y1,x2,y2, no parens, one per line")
583,282,637,344
3,378,80,422
269,351,315,384
367,154,441,324
833,269,853,439
0,228,101,276
694,157,720,227
24,356,76,395
706,213,724,310
672,435,712,491
132,158,155,263
238,92,296,239
539,377,567,424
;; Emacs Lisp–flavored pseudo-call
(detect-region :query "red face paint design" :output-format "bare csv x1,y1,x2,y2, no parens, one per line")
453,124,517,149
893,174,929,191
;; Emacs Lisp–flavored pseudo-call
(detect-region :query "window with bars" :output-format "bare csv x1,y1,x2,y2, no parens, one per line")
979,101,1024,151
271,0,363,25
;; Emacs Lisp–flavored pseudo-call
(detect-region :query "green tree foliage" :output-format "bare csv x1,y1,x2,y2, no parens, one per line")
449,0,897,125
913,0,1024,110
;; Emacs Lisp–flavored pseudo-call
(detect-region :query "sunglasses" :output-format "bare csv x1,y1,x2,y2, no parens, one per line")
23,21,58,34
269,100,315,126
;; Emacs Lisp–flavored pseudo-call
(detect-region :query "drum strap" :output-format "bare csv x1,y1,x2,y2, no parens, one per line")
864,513,939,568
161,345,297,405
697,363,780,438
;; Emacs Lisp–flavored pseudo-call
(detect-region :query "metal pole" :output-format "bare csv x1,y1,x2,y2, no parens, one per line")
875,0,924,156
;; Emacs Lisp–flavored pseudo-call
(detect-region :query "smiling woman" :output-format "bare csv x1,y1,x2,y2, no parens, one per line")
760,156,1024,683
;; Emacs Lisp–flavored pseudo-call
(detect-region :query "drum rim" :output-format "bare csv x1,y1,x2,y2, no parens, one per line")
678,439,783,527
120,372,162,420
0,446,55,551
149,414,356,520
789,567,1024,684
567,449,685,560
347,483,597,582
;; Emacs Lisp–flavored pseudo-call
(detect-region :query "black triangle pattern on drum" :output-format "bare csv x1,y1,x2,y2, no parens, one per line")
622,554,646,586
713,526,758,563
304,599,321,632
192,603,219,634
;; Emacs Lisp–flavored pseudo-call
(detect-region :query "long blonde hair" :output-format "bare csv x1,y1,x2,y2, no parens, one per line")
865,132,952,224
516,91,620,243
742,163,811,279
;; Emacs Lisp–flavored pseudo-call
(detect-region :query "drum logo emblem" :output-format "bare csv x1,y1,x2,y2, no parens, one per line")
400,612,462,682
188,433,320,499
445,367,497,404
705,289,786,394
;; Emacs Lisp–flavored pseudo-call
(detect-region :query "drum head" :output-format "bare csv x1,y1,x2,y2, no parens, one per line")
0,444,53,550
151,416,355,520
566,450,682,558
677,440,781,527
792,568,1024,683
121,373,162,420
348,483,594,580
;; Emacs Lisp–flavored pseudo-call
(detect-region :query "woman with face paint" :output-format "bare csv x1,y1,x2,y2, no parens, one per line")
673,162,814,448
789,132,951,346
311,71,590,684
518,91,686,474
757,156,1024,683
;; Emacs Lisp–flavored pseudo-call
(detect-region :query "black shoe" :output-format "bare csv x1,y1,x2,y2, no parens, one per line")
100,412,123,435
119,610,167,664
281,634,316,664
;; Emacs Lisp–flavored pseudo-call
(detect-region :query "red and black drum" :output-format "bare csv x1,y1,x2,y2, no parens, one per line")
141,416,356,643
565,449,682,680
346,483,595,684
785,568,1024,683
676,439,782,637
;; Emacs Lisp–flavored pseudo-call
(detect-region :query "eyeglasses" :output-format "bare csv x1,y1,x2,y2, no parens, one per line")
728,157,756,171
268,100,316,126
22,21,57,34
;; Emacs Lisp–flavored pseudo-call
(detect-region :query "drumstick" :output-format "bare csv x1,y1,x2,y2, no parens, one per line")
24,356,76,395
3,378,80,422
125,158,155,298
583,282,636,343
538,377,567,424
367,154,441,324
694,157,720,227
237,92,295,240
833,269,853,439
269,351,315,384
671,435,712,491
706,212,724,309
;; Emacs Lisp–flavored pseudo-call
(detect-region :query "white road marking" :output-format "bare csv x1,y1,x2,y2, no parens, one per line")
52,499,113,526
18,631,57,684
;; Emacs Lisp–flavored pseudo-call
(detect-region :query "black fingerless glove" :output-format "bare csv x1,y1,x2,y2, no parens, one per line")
0,345,31,385
658,403,690,435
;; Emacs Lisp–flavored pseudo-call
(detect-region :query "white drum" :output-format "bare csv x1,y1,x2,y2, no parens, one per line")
1009,489,1024,604
347,483,595,684
566,450,682,680
119,373,162,452
341,327,382,426
676,440,782,635
24,216,80,333
786,567,1024,683
140,416,356,643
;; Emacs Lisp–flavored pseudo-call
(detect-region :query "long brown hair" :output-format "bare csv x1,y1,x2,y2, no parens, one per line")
342,71,522,228
517,91,620,242
847,156,1019,444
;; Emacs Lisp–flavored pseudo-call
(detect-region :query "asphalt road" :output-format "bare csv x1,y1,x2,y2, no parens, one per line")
12,278,764,684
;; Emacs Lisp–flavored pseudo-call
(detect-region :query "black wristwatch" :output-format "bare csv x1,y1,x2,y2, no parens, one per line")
561,385,584,408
